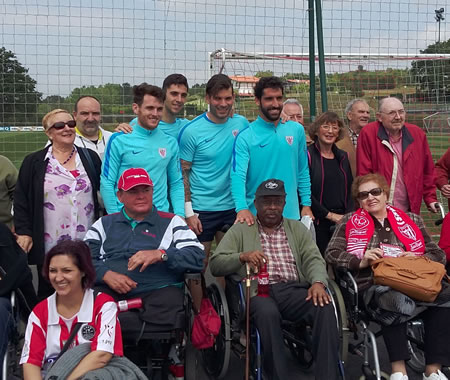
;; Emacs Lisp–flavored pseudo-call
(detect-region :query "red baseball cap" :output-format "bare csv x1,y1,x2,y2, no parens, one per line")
118,168,153,191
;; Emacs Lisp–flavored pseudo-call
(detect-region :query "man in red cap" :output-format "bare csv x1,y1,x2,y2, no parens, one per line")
85,168,205,325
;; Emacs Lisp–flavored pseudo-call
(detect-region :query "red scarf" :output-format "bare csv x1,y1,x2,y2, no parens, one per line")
345,205,425,259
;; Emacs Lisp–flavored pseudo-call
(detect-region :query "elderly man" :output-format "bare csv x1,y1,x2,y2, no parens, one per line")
281,98,313,145
85,168,204,324
336,98,370,177
72,96,113,158
101,83,185,216
210,179,340,380
357,97,438,215
231,76,313,225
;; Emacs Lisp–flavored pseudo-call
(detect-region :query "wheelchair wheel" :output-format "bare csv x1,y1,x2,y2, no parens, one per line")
406,320,426,373
283,323,314,370
184,340,198,380
328,279,350,365
202,282,231,379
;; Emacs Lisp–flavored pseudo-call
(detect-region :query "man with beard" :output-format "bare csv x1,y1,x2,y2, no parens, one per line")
336,98,370,177
101,83,184,216
178,74,248,265
231,76,312,224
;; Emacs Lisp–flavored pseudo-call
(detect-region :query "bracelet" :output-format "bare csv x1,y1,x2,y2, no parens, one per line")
184,201,195,218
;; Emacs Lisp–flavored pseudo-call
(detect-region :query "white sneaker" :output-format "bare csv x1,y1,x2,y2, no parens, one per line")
390,373,408,380
423,370,448,380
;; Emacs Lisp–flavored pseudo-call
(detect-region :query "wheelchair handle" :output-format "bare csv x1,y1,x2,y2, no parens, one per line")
435,203,446,226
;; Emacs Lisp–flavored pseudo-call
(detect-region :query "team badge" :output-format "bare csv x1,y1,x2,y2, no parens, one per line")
158,148,167,158
232,129,239,137
398,224,417,241
286,136,294,145
265,181,278,189
81,324,96,340
351,214,370,229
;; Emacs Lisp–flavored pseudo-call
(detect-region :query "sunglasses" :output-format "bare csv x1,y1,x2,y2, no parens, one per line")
356,187,383,200
49,120,76,130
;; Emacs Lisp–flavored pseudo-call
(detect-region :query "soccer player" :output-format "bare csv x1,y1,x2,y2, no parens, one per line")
231,76,313,224
178,74,248,260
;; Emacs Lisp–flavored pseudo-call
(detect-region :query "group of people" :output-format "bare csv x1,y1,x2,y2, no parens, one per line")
0,72,449,380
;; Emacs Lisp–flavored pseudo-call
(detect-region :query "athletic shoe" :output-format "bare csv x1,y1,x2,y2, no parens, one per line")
423,370,449,380
390,373,408,380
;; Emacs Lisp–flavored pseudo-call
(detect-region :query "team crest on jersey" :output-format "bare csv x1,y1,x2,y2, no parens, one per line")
232,129,239,137
158,148,167,158
81,324,96,340
286,136,294,145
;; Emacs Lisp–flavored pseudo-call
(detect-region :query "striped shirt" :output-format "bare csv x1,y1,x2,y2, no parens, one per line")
257,220,298,284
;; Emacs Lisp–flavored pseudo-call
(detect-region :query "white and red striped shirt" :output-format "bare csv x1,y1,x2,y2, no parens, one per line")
20,289,123,368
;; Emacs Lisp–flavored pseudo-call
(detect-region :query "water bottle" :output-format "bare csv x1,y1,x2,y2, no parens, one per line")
257,263,270,297
117,297,142,312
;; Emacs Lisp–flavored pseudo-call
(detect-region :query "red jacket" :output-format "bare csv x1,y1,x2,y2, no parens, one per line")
357,121,437,215
439,213,450,261
435,147,450,208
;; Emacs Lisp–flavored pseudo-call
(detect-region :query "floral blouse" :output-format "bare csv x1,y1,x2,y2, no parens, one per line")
43,147,94,253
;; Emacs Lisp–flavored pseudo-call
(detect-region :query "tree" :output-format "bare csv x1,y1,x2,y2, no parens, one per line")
0,47,42,124
255,70,274,78
411,39,450,102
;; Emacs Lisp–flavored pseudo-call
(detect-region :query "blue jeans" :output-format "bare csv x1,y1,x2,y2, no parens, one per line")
0,297,13,380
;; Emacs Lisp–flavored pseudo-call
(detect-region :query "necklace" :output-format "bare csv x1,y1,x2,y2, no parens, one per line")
60,146,76,165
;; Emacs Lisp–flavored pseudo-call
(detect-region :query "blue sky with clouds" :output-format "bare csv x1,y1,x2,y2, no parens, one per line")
0,0,448,96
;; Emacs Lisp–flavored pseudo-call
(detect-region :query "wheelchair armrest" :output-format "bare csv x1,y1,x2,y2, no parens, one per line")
184,273,201,281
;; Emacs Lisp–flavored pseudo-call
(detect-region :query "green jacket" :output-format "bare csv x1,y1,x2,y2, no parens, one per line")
210,218,328,297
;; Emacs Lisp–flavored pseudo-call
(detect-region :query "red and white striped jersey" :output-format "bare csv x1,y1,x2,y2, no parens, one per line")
20,289,123,368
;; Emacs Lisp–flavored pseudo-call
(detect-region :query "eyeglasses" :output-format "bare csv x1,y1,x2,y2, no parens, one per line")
356,187,383,200
320,124,340,132
381,109,405,118
49,120,76,130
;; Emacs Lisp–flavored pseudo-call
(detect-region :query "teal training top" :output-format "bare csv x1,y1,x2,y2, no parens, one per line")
178,113,249,211
101,124,184,216
129,117,189,140
231,116,311,219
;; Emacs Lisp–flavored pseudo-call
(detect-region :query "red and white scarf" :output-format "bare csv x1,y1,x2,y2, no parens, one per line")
345,205,425,259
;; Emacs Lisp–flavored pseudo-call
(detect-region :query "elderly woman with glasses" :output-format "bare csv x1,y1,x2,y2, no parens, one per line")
307,111,354,255
326,173,450,380
14,109,102,299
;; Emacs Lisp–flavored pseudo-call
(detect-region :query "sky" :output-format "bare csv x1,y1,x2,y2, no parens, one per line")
0,0,449,97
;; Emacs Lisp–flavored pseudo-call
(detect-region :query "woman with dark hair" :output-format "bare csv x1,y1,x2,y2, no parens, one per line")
20,240,123,380
326,173,450,380
14,109,102,299
308,111,354,254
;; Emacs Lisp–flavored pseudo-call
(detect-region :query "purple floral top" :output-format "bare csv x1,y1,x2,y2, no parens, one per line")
43,147,94,253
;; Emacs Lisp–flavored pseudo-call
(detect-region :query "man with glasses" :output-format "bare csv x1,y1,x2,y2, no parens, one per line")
357,97,438,215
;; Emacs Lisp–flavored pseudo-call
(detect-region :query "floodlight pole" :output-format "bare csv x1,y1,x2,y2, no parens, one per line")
435,8,445,43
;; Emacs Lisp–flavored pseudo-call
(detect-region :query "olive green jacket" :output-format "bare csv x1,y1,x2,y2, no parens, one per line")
209,218,328,297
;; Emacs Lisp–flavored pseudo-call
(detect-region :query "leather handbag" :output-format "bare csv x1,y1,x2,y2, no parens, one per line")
371,256,447,302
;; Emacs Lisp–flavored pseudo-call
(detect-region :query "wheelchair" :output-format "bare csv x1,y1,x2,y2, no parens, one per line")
202,274,346,379
332,267,426,380
118,274,200,380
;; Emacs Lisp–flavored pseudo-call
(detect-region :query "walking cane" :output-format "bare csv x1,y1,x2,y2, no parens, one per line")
245,263,251,380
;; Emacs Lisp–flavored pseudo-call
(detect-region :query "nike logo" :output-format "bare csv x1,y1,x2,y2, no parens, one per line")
259,143,269,148
132,150,143,154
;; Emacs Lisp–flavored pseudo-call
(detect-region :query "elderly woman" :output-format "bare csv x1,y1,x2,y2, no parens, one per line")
325,173,450,380
308,111,353,254
14,109,102,299
20,240,123,380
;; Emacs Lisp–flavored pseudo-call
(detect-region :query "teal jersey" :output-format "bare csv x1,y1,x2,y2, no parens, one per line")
178,113,249,211
129,117,189,140
231,116,311,220
101,124,184,216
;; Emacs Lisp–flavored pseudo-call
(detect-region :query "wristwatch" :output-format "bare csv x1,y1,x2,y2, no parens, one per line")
160,250,168,262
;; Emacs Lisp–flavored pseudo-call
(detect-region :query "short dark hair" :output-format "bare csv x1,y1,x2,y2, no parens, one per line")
133,83,165,106
253,76,284,100
309,111,345,142
162,74,189,93
42,240,96,289
205,74,233,97
74,95,101,112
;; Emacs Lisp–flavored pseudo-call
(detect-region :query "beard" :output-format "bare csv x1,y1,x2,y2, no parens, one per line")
260,105,282,121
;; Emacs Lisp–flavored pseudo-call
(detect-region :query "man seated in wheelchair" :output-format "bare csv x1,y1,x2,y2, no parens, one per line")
84,167,205,330
326,173,450,380
210,178,341,380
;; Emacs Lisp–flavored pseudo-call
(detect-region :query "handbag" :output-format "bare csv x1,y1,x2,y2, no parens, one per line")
191,298,221,349
371,256,447,302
